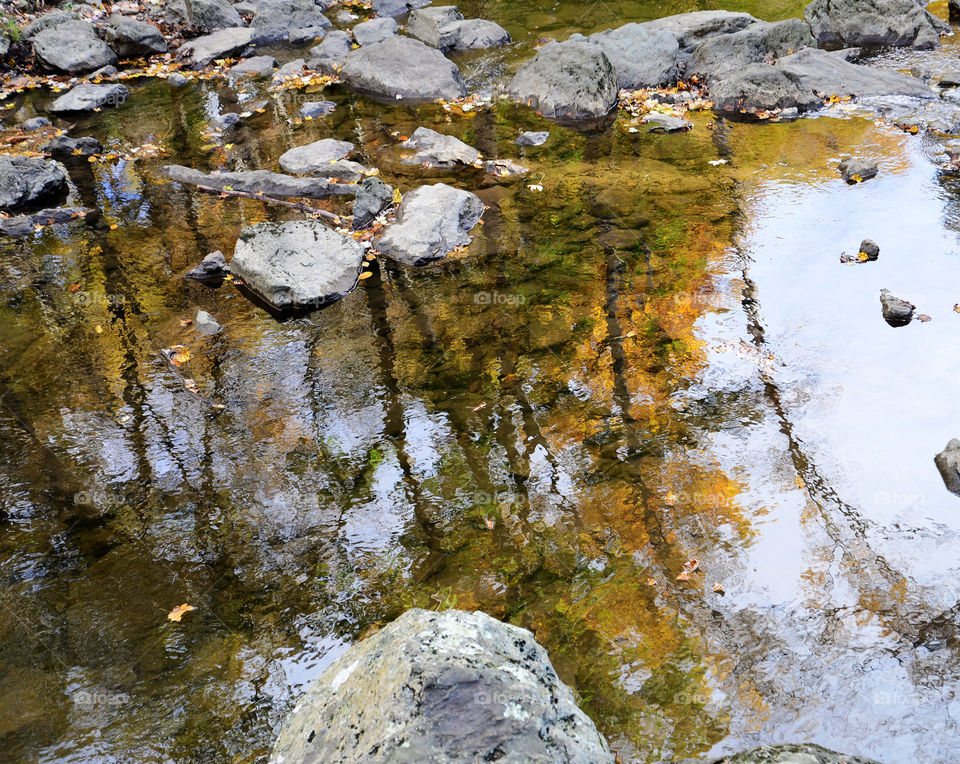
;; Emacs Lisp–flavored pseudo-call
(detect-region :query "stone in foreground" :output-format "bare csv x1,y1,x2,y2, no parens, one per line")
48,84,130,113
33,21,118,74
376,183,484,265
508,40,619,124
661,742,881,764
271,608,615,763
352,17,398,46
339,36,467,103
935,439,960,496
230,220,364,311
0,157,69,212
104,15,168,58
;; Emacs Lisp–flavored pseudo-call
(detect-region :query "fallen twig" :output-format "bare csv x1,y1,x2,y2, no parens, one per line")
194,184,343,223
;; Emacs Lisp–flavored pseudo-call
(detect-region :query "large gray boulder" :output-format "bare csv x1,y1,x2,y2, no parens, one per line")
935,439,960,496
104,15,168,58
401,127,480,168
48,83,130,113
250,0,331,43
271,609,615,763
33,21,117,74
687,19,814,79
376,183,484,265
231,220,364,312
710,63,814,116
307,29,352,74
167,0,244,32
661,743,881,764
22,10,78,40
407,6,509,51
643,10,758,51
508,40,619,123
339,36,467,103
352,17,398,46
0,157,69,212
777,47,933,98
229,54,278,78
177,27,255,67
804,0,947,50
582,25,680,88
162,165,358,198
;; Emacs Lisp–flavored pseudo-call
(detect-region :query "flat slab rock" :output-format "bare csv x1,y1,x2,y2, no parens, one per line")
0,207,91,236
400,127,480,168
48,83,130,113
376,183,484,265
338,36,467,103
161,165,358,198
230,220,364,311
278,138,355,174
270,608,615,764
177,28,256,68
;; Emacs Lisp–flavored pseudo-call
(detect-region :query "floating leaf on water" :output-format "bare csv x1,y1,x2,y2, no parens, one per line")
358,271,373,280
167,603,195,622
713,582,725,594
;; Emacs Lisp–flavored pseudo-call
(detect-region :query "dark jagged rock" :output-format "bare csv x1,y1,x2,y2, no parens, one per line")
271,609,615,764
0,156,69,212
161,165,358,198
104,15,167,58
339,36,467,103
935,439,960,496
230,220,364,311
804,0,948,50
33,21,117,74
352,176,394,229
508,40,619,124
43,135,103,158
879,288,915,326
185,250,229,285
48,84,130,113
376,182,484,265
838,157,879,182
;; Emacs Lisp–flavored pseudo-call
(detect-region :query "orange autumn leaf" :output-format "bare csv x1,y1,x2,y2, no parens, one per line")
167,603,195,622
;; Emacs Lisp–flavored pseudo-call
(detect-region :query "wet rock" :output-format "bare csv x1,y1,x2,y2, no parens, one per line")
22,117,50,131
104,15,167,58
508,40,619,124
516,130,549,146
299,100,336,118
167,0,243,32
278,138,354,173
485,158,529,177
376,182,484,265
401,127,480,168
289,26,326,45
211,112,241,130
229,55,278,78
580,25,679,89
372,0,430,16
271,608,614,764
48,83,130,113
162,165,358,198
710,64,814,117
178,28,256,68
352,17,397,46
940,72,960,88
168,72,189,87
935,439,960,496
272,59,305,84
0,157,69,212
407,7,510,51
804,0,947,50
353,176,394,229
92,64,119,78
0,207,91,236
643,112,691,132
687,19,815,80
838,157,879,182
777,48,933,100
952,0,960,20
339,36,467,103
333,10,358,24
22,10,79,40
307,30,352,74
43,135,103,158
194,310,222,335
185,250,230,284
230,219,364,311
33,21,117,74
879,288,915,326
860,238,880,260
250,0,331,43
661,742,881,764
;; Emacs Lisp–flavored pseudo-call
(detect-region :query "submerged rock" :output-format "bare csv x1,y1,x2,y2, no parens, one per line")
177,27,255,68
162,165,358,198
299,100,336,118
376,182,484,265
352,17,398,46
0,207,91,236
0,157,69,212
508,40,619,124
838,157,879,183
804,0,947,50
194,309,222,335
516,130,549,146
271,608,615,764
339,36,467,103
185,250,229,285
167,0,243,32
353,176,394,229
935,439,960,496
661,743,881,763
48,83,130,113
33,21,117,74
278,138,355,174
22,117,50,131
104,14,167,58
229,55,278,79
230,220,364,311
250,0,331,43
401,127,480,168
43,135,103,158
879,288,915,326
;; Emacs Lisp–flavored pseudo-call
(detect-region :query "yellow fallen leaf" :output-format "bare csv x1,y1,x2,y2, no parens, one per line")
109,223,118,230
358,271,373,280
167,603,195,622
713,582,725,594
857,251,869,262
95,325,103,334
